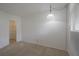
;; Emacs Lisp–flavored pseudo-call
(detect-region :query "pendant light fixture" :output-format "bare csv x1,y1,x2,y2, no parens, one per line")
47,3,55,18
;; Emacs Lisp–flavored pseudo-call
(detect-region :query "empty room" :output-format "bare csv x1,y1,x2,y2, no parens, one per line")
0,3,79,56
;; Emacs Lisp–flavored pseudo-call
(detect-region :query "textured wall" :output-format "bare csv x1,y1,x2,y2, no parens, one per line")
22,8,67,50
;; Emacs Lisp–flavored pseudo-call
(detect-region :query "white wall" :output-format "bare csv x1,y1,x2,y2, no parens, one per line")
66,3,75,56
22,8,67,50
67,3,79,56
0,11,21,48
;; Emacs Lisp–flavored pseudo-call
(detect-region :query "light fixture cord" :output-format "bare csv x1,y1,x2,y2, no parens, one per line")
50,4,52,14
53,3,55,15
49,3,55,15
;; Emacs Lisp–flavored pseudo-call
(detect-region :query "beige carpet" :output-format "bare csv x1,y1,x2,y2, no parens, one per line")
0,42,69,56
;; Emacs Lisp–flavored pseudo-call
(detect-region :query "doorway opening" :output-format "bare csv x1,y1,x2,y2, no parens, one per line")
9,20,16,44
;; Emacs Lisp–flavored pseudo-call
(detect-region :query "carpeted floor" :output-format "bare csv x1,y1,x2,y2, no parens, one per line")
0,42,69,56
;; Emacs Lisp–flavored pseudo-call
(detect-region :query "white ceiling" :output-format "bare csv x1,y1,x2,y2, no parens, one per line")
0,3,68,17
